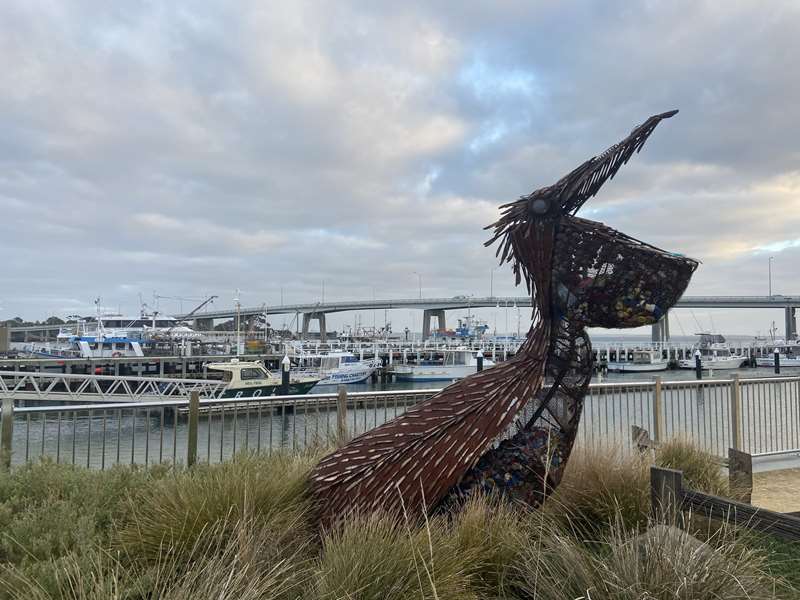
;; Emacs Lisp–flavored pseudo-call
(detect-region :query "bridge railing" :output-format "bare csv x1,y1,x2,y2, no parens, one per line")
2,376,799,470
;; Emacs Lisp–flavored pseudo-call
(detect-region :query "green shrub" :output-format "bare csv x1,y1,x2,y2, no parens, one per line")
0,460,164,563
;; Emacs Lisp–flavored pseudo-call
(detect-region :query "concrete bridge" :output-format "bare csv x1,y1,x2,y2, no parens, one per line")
178,295,799,342
6,295,798,344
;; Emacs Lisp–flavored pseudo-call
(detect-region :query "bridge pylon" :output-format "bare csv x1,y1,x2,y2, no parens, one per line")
302,312,327,342
422,309,446,340
651,313,670,343
786,307,797,341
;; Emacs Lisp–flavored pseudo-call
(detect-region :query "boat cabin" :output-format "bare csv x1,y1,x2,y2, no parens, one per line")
207,360,275,386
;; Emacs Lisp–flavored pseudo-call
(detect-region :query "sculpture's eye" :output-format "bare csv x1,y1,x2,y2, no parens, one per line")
531,198,549,214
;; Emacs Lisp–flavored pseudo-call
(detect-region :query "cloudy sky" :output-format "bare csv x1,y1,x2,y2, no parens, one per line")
1,1,798,337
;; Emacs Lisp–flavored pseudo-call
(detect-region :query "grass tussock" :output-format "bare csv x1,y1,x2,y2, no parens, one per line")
655,437,728,496
115,450,321,568
546,444,651,533
0,439,795,599
2,517,304,600
515,515,783,600
314,510,477,600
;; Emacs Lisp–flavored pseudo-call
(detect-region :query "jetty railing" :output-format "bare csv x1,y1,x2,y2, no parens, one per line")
2,376,800,470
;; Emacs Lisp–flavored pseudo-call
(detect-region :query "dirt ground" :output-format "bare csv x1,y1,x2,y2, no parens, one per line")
752,469,800,513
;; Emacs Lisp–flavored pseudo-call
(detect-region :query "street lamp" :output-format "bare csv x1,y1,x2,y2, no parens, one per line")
412,272,423,299
769,256,774,297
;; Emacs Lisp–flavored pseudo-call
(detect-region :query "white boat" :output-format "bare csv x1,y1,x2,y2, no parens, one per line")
607,349,668,373
295,351,379,386
16,317,146,359
678,334,746,370
754,341,800,367
392,349,495,382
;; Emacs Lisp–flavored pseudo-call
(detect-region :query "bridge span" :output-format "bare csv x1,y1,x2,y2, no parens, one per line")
6,295,798,343
178,295,799,342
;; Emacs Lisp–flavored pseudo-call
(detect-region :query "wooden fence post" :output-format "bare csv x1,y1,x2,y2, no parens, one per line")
336,385,349,447
728,447,753,504
653,376,664,443
1,398,13,469
187,391,199,467
730,374,742,451
651,466,683,525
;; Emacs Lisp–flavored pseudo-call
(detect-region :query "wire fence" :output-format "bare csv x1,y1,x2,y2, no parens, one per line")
2,376,799,469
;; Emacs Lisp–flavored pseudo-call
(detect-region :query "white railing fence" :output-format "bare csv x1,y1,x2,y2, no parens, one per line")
2,376,799,470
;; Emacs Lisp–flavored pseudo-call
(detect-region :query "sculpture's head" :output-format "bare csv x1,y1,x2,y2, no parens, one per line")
486,111,698,327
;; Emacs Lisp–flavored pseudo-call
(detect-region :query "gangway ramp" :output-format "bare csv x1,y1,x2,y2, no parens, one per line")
0,370,227,404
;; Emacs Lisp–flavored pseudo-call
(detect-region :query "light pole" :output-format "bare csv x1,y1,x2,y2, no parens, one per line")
769,256,774,297
490,268,495,299
413,272,422,299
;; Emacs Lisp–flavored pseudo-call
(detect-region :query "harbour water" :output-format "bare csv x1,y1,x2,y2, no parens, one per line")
7,366,800,471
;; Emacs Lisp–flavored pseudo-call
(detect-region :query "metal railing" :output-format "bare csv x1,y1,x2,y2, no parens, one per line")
2,376,799,470
0,370,228,403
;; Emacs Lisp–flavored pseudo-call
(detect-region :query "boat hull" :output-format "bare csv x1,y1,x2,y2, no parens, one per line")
393,364,483,382
677,358,745,370
314,366,375,386
221,380,319,398
606,361,668,373
755,357,800,367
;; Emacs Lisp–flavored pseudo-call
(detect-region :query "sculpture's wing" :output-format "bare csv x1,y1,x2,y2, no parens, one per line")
309,325,549,524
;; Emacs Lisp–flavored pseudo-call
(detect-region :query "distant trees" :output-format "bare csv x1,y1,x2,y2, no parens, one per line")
1,316,67,327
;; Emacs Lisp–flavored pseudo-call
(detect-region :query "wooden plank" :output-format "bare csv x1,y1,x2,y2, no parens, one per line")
728,447,753,503
1,398,12,469
651,466,683,525
682,489,800,541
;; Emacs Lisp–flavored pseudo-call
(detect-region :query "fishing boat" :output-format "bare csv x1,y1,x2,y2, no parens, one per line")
392,348,495,382
754,341,800,367
678,333,746,370
17,317,147,359
295,351,379,386
207,360,320,398
607,349,668,373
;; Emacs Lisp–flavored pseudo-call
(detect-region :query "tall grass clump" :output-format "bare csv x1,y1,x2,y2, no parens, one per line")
449,493,531,596
313,510,477,600
546,444,650,534
515,513,784,600
655,437,727,495
115,451,320,571
2,517,305,600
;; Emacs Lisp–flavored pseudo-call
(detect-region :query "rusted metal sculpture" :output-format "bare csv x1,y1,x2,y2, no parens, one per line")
310,110,698,522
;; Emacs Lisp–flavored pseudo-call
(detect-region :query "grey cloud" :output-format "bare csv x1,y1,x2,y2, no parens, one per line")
1,0,798,337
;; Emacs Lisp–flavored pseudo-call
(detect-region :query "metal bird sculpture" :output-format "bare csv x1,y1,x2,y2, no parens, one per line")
310,111,698,522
